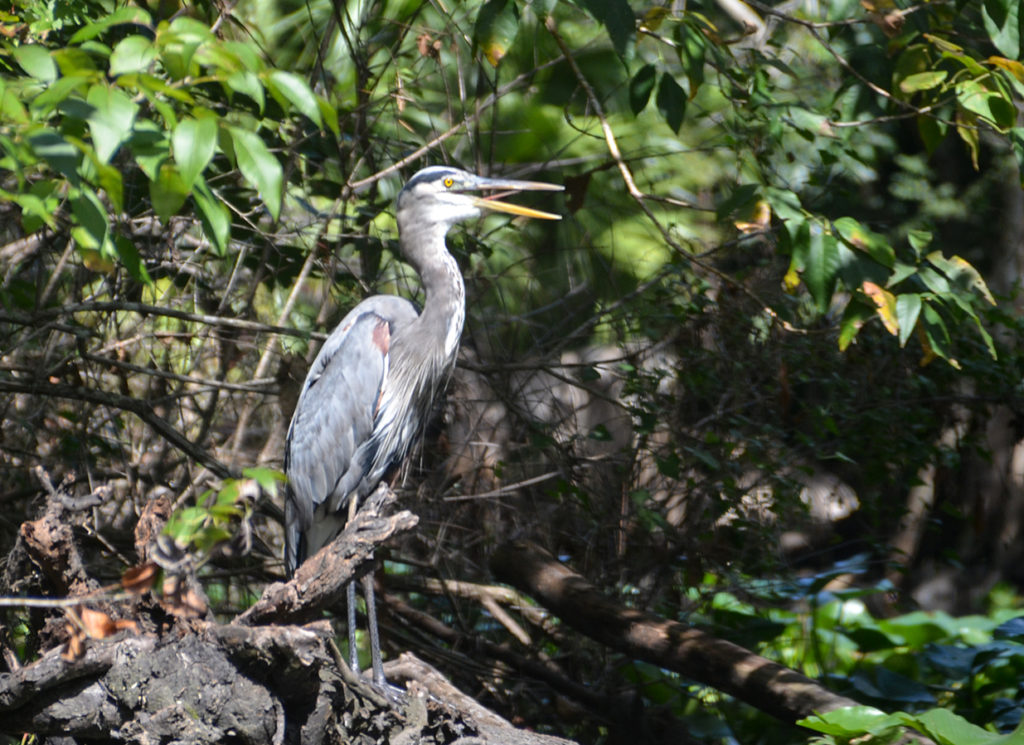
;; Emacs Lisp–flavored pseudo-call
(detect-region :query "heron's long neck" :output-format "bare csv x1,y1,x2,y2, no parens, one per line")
401,226,465,361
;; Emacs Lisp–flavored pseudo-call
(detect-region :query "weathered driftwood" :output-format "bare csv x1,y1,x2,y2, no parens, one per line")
0,487,576,745
236,484,417,627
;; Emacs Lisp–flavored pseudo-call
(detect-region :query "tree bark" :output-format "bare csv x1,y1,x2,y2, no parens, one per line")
0,489,578,745
490,539,860,724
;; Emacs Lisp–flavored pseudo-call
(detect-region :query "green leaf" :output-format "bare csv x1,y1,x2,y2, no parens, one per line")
578,0,635,58
227,127,282,219
53,46,98,76
8,181,59,231
838,300,874,351
798,706,898,736
957,109,981,169
907,229,933,256
129,118,170,180
69,7,153,44
899,70,948,94
86,84,139,163
114,235,152,285
165,505,210,545
629,64,657,115
1010,128,1024,186
267,70,323,126
957,80,1014,131
921,303,956,366
918,265,951,295
193,179,231,255
150,162,189,221
243,466,286,498
928,252,996,305
109,36,158,76
30,129,80,183
13,45,57,82
225,70,265,112
0,80,28,123
678,21,705,97
804,224,839,313
918,114,947,155
29,75,91,117
70,188,109,248
912,708,1001,745
832,216,895,268
474,0,519,66
656,73,686,133
788,107,828,140
172,117,217,189
895,293,922,347
983,0,1021,60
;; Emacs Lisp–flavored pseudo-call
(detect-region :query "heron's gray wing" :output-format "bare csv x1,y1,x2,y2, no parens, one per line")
284,296,417,571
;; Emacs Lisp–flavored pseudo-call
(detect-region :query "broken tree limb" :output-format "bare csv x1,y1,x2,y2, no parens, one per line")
490,539,859,724
236,484,418,626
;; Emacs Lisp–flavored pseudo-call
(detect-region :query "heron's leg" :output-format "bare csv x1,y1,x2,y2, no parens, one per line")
346,580,360,673
363,572,386,686
345,495,361,672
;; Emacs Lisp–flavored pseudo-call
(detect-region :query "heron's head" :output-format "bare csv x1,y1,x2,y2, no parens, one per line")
396,166,563,234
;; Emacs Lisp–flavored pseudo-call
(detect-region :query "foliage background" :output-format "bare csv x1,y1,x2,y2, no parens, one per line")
2,0,1024,742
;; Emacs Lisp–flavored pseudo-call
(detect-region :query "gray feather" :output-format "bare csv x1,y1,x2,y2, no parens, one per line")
284,295,417,573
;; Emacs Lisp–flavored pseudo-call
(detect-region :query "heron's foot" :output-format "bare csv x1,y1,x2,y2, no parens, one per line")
370,676,407,704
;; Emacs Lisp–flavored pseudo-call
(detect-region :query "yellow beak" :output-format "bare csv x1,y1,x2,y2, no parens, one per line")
468,177,564,221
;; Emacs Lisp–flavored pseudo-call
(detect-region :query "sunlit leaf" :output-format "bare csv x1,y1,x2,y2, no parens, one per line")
225,70,265,111
912,707,1001,745
70,188,109,248
982,0,1021,60
957,79,1015,131
114,235,152,285
242,466,287,499
150,162,189,221
110,36,158,76
928,252,996,305
474,0,518,67
69,6,152,43
86,84,139,163
798,706,897,736
679,22,705,97
172,116,217,189
193,179,231,255
956,109,981,169
804,224,839,313
921,303,957,367
833,216,895,268
228,127,282,219
838,300,874,351
861,281,899,336
989,55,1024,83
895,293,922,347
13,45,57,82
267,70,323,126
899,70,947,94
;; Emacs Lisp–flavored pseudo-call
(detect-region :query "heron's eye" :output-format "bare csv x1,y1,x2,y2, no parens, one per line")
443,177,454,188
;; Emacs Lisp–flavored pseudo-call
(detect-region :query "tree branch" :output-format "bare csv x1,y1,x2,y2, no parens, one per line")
235,484,418,626
490,540,858,724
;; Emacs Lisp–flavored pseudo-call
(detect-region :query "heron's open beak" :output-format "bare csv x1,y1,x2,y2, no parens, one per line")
469,177,564,220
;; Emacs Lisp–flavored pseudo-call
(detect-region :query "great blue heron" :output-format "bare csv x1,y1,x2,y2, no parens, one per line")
284,165,563,685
